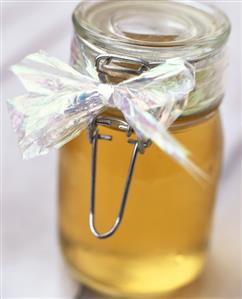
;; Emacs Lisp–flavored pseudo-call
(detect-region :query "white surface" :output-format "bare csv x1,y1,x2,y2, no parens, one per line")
1,1,242,298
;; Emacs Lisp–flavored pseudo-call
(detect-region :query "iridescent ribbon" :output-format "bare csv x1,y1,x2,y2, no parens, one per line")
7,51,208,181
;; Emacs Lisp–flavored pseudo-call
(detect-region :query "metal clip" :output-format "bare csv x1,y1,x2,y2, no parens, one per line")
95,54,150,81
86,54,151,239
88,117,151,239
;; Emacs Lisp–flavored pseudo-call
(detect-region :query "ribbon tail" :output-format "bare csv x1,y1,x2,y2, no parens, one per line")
7,91,105,159
113,93,209,183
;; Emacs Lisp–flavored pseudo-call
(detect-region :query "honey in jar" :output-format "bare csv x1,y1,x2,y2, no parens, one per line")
59,1,230,297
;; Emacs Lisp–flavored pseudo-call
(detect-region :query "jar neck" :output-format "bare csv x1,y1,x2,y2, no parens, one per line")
70,33,227,117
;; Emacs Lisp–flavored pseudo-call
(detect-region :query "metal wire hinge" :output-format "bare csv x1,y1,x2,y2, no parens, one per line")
95,54,152,80
88,117,151,239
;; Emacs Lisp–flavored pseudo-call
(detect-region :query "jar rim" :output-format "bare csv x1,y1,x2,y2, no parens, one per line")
72,0,230,60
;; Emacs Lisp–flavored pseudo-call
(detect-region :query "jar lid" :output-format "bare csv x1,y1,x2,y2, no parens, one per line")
73,0,230,61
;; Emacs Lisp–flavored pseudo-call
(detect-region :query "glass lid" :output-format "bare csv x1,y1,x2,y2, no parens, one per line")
73,0,230,60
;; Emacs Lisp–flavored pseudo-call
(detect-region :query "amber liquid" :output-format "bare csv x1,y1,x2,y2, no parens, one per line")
59,110,222,297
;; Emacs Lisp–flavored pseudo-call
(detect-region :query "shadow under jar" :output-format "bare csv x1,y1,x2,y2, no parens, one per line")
59,1,230,297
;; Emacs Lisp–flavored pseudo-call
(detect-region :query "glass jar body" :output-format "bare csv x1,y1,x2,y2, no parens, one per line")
59,108,222,297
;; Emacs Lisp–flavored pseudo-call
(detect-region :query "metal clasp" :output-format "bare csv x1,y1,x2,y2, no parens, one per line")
95,54,151,81
86,54,151,239
88,117,151,239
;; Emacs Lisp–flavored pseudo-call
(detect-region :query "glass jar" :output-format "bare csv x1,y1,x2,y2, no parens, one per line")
59,1,230,297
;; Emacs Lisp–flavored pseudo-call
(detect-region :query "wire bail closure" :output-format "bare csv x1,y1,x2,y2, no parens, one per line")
85,54,152,239
88,117,151,239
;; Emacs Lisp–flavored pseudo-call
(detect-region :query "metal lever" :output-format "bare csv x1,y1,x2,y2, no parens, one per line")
89,53,153,240
89,129,140,239
95,54,150,77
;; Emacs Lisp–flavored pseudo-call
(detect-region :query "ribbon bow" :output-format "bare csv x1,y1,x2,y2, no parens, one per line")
7,51,207,181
